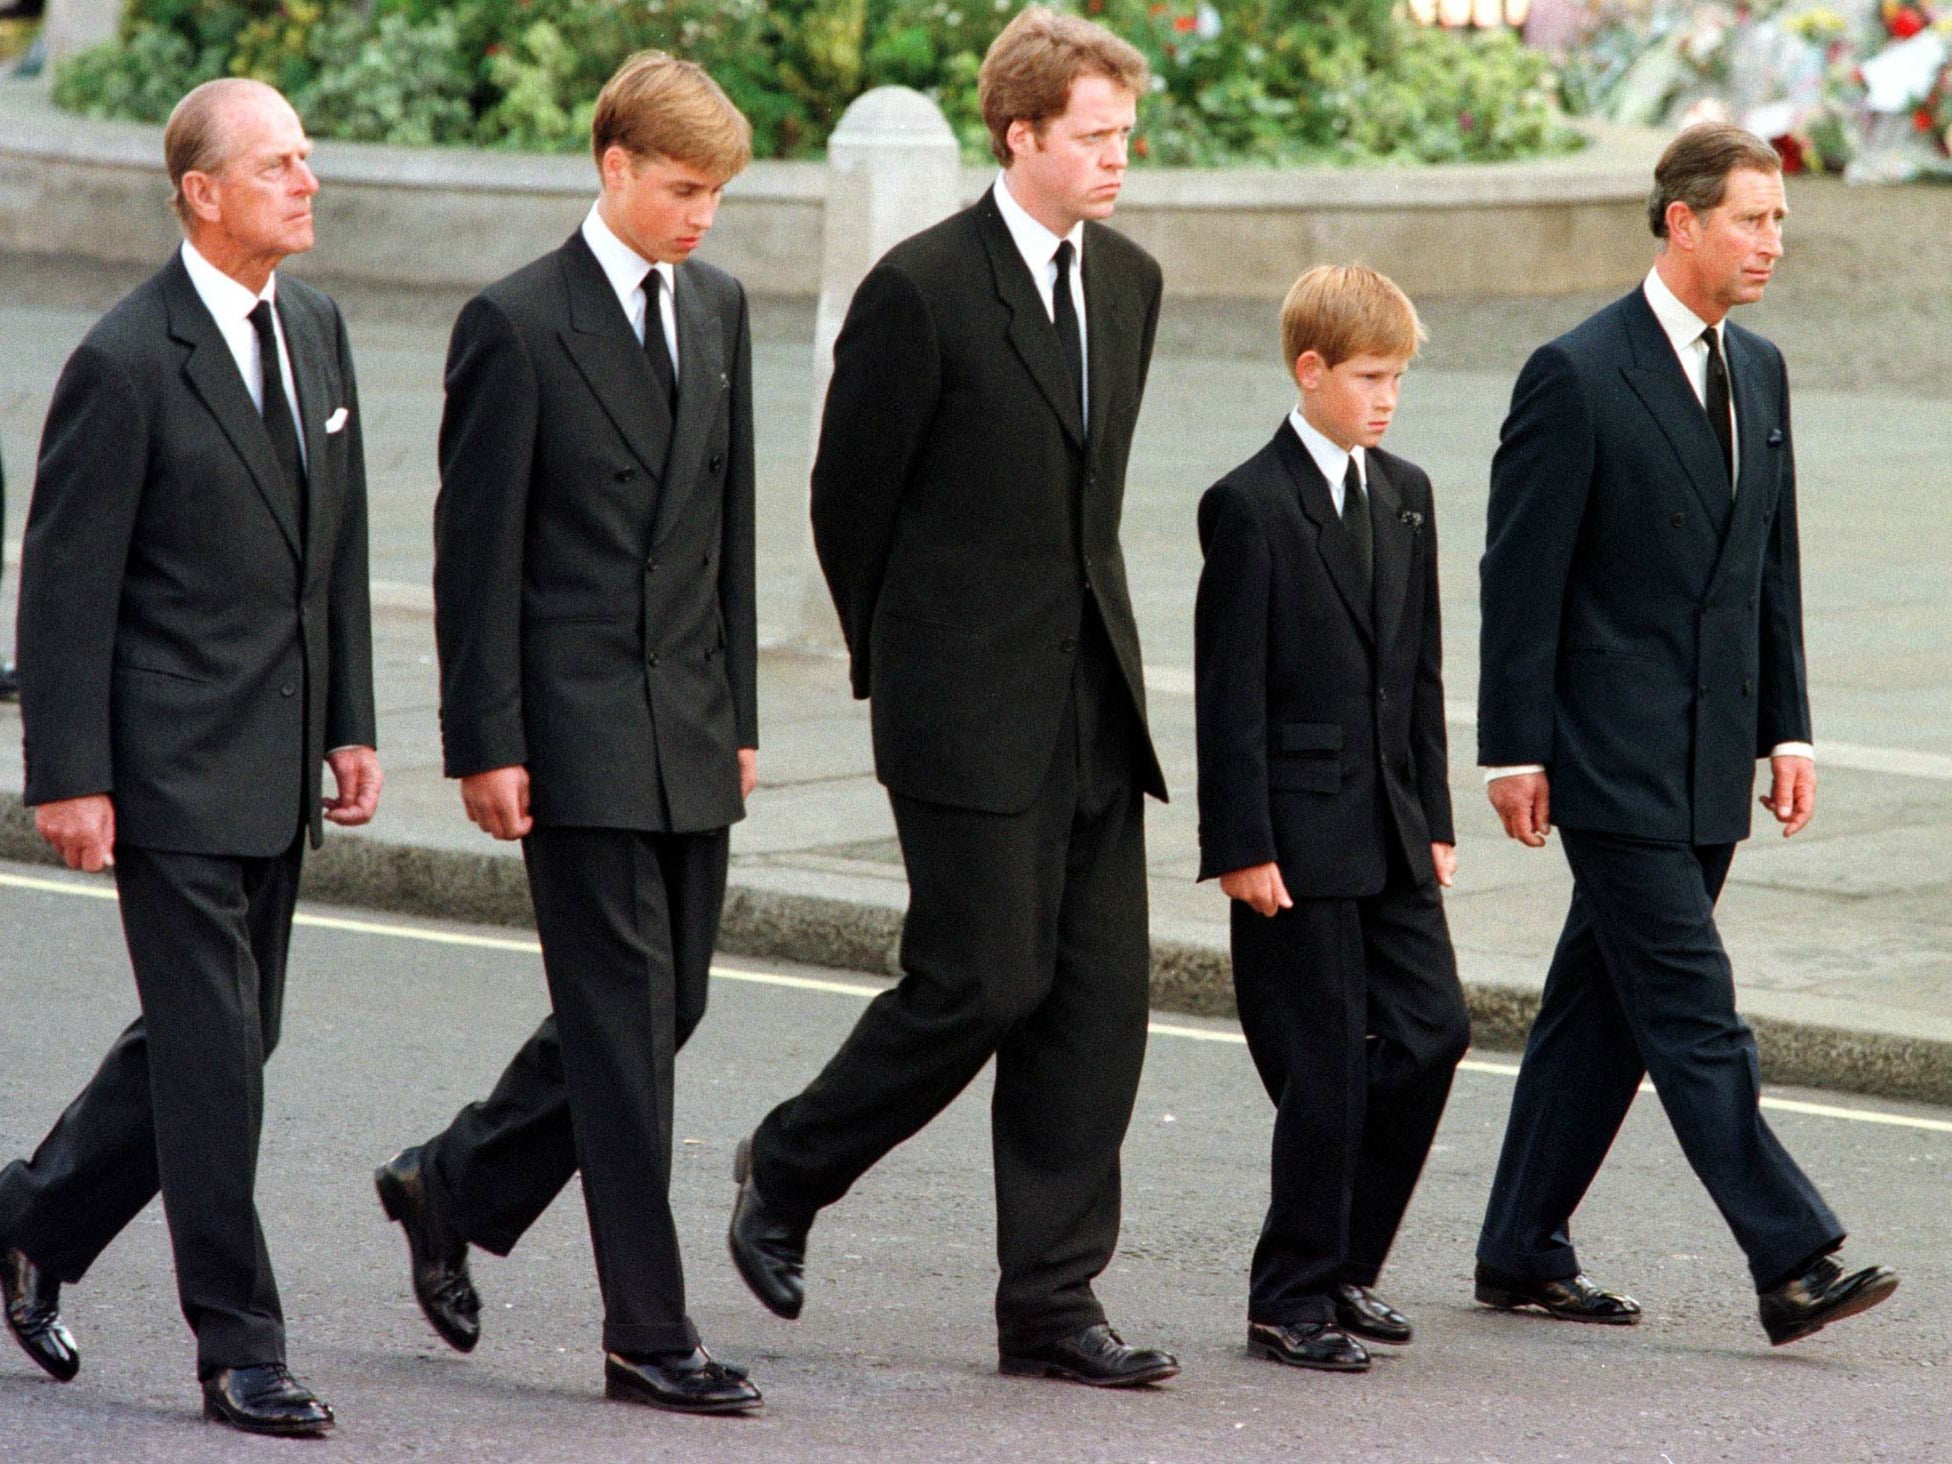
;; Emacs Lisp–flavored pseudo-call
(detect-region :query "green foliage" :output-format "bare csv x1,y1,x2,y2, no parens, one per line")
51,0,1582,167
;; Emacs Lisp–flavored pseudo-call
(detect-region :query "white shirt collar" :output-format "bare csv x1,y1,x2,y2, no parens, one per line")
582,203,674,315
993,172,1084,282
1288,406,1365,501
1643,265,1720,358
179,238,276,319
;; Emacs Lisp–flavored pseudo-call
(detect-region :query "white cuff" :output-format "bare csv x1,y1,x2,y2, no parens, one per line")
1768,742,1814,762
1484,764,1546,783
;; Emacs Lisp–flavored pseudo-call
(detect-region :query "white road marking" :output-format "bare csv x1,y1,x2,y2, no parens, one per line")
5,869,1949,1135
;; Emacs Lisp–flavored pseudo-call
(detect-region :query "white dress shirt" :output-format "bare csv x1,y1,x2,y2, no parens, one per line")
1287,407,1365,513
1485,269,1808,782
179,239,306,469
993,173,1088,418
581,203,679,376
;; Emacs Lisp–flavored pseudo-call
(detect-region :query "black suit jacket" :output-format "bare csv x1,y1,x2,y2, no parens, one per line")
1477,288,1809,845
18,252,376,856
1195,425,1451,895
433,231,757,833
809,192,1167,815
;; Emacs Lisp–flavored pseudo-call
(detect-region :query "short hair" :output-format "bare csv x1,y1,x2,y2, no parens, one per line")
978,6,1150,167
163,77,278,227
591,51,753,180
1280,264,1426,370
1647,123,1781,238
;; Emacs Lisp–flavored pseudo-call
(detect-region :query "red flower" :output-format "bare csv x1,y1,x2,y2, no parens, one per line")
1771,133,1806,172
1890,6,1927,37
1133,135,1151,157
1916,105,1937,130
1174,13,1198,30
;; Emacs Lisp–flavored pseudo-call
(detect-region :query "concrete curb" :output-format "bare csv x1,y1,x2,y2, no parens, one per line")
7,796,1949,1108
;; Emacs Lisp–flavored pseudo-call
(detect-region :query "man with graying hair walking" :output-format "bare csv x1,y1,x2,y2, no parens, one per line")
0,77,378,1436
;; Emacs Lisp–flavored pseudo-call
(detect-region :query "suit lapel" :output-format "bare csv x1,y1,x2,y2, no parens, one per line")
648,264,726,547
1619,290,1732,531
556,233,672,484
1273,423,1372,645
282,292,334,571
976,194,1086,450
1709,324,1778,588
1082,229,1123,453
1367,455,1412,655
164,256,301,558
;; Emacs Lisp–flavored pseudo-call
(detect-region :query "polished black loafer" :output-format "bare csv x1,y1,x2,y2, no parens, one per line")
1474,1263,1641,1324
1332,1283,1413,1345
604,1347,762,1413
999,1323,1179,1387
1759,1253,1898,1346
1247,1320,1371,1372
375,1147,481,1353
201,1364,334,1437
728,1136,810,1320
2,1245,78,1382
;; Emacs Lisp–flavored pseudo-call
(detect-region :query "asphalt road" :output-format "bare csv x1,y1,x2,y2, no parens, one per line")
0,861,1948,1461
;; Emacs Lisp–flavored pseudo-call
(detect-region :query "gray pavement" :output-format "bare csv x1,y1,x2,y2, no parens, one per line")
0,867,1948,1461
1,175,1950,1103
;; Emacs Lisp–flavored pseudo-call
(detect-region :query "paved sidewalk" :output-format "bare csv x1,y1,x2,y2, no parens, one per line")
2,188,1949,1099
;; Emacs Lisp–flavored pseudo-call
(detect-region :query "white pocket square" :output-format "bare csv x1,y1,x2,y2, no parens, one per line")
325,407,350,434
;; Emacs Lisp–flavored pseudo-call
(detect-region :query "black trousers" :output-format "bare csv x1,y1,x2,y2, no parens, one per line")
0,837,303,1375
1230,855,1468,1325
1477,828,1843,1290
750,629,1150,1352
421,826,727,1356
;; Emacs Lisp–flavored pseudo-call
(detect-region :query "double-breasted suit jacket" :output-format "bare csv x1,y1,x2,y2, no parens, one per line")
1195,425,1451,894
21,251,376,852
811,190,1166,813
434,230,757,830
1477,287,1809,844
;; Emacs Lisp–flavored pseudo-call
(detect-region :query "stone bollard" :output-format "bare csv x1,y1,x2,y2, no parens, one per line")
41,0,124,61
791,86,962,649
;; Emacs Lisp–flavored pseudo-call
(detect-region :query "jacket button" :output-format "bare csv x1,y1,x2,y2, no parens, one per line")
1671,512,1686,527
648,654,660,668
1748,595,1758,609
1060,637,1079,652
709,454,724,472
647,559,659,574
1743,678,1754,696
1378,688,1390,704
1698,683,1710,695
616,467,636,482
280,683,296,697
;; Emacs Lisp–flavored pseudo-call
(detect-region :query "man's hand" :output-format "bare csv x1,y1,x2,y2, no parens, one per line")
739,747,758,801
1762,753,1815,837
324,746,383,827
461,765,533,841
1430,842,1457,888
1488,771,1551,847
36,794,116,872
1219,861,1293,918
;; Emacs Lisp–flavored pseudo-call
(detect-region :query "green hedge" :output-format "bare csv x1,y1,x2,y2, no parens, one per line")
54,0,1581,165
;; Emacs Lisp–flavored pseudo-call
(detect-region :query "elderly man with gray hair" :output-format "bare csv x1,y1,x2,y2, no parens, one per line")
0,77,376,1436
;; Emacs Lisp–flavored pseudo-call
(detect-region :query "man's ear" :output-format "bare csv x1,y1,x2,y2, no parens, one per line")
1664,199,1699,250
1293,350,1326,393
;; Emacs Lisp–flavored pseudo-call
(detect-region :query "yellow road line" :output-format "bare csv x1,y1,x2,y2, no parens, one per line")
6,870,1950,1135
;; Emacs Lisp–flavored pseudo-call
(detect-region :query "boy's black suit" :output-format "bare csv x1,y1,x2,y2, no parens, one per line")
419,230,757,1356
1195,422,1468,1325
2,252,375,1375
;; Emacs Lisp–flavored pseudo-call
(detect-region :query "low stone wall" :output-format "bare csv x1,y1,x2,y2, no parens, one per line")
0,78,1665,299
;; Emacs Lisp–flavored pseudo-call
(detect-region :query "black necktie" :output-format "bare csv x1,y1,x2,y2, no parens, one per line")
1341,457,1373,592
1052,239,1085,426
1702,326,1735,494
247,300,306,523
645,270,677,413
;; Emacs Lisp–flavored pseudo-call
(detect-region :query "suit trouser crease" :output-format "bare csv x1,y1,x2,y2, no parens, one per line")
750,636,1150,1350
510,826,715,1355
0,839,302,1374
422,831,726,1260
1230,866,1466,1325
1477,829,1842,1289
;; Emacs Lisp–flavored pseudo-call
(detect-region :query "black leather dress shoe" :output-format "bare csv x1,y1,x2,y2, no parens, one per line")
999,1323,1180,1387
1759,1253,1898,1346
728,1136,809,1320
1247,1320,1370,1372
375,1147,480,1353
201,1364,334,1437
2,1245,78,1381
1474,1263,1641,1324
1332,1283,1413,1345
605,1348,762,1413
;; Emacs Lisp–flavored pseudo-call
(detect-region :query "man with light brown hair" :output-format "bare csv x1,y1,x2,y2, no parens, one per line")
374,50,762,1413
1,76,377,1436
1475,121,1897,1346
728,5,1179,1387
